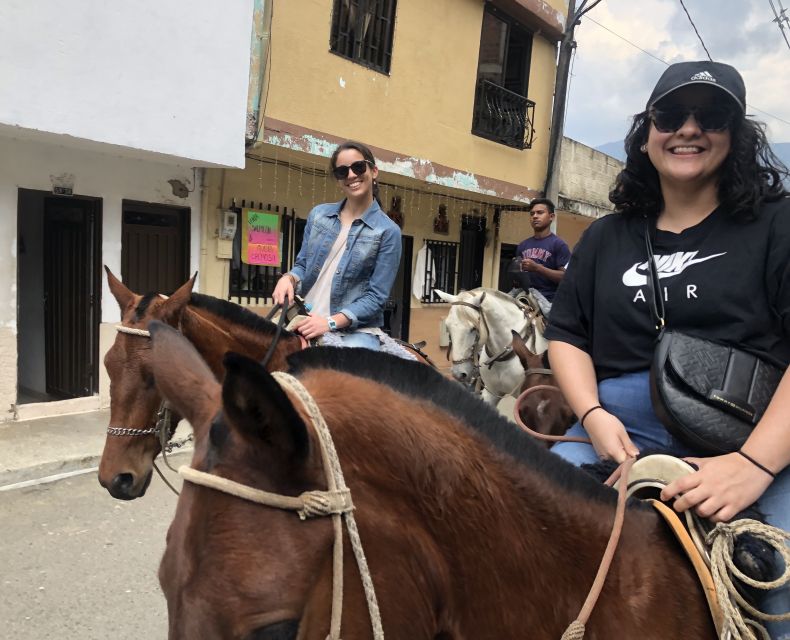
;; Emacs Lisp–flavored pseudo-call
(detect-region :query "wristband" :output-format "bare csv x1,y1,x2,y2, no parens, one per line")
737,449,776,479
327,318,338,331
580,405,603,428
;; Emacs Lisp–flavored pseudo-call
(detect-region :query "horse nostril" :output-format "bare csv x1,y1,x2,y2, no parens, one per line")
458,372,468,380
108,473,136,500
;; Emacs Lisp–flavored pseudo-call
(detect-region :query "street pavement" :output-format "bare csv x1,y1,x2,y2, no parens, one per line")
0,457,186,639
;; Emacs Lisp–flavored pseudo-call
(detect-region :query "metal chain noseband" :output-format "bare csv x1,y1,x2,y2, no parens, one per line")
179,371,384,640
110,322,189,495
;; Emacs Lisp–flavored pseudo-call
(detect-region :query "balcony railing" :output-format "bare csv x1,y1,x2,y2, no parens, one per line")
471,79,536,150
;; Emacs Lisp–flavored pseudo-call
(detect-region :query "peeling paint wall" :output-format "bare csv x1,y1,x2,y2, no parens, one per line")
263,0,558,193
0,134,203,421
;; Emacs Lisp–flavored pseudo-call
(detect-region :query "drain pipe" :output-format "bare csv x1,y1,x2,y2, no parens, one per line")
245,0,273,147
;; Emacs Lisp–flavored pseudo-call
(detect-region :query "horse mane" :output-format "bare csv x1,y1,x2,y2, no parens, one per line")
134,292,160,321
464,287,524,307
287,347,618,506
189,293,289,337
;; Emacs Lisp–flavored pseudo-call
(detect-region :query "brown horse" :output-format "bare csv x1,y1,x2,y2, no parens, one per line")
148,321,716,639
511,330,575,443
100,269,434,500
100,268,304,499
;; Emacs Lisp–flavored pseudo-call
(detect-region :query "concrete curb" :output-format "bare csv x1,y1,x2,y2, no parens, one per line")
0,454,103,490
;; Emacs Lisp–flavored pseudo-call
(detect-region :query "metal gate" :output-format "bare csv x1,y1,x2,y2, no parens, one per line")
43,196,102,398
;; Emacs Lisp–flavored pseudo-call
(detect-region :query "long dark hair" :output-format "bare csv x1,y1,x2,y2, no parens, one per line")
610,111,789,220
329,141,382,207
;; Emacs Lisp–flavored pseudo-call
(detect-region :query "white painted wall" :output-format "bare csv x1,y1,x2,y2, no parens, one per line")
0,0,253,168
0,133,204,418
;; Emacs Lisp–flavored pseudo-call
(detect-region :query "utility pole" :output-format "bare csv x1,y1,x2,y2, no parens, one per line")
544,0,602,203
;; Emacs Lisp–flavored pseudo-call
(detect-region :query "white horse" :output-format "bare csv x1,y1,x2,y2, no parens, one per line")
436,288,547,406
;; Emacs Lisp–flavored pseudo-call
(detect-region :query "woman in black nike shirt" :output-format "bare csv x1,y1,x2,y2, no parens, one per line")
545,61,790,634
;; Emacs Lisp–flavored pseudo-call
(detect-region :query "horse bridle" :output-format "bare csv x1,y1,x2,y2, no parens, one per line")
446,293,488,368
108,323,185,494
109,324,178,442
179,371,384,640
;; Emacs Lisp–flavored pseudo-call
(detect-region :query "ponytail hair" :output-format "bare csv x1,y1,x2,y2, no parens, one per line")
329,141,382,207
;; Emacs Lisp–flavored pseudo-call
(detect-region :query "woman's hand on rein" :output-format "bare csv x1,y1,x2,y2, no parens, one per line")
294,313,330,341
660,453,773,522
272,276,294,306
584,410,640,463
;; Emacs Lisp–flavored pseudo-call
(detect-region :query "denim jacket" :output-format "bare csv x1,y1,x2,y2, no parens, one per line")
289,199,402,329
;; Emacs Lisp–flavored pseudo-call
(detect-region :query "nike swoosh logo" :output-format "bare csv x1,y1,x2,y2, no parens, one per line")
622,251,726,286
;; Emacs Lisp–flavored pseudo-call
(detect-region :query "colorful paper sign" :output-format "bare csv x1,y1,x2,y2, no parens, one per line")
241,208,280,266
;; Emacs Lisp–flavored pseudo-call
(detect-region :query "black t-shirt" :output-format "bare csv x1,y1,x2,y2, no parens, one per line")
545,198,790,380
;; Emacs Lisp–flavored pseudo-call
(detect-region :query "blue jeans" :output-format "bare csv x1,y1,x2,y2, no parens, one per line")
552,371,790,638
338,331,381,351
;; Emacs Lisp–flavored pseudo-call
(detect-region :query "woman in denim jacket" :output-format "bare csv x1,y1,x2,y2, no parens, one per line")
272,141,402,351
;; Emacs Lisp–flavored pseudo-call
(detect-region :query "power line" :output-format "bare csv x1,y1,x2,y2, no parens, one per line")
582,17,790,128
585,17,669,65
678,0,713,61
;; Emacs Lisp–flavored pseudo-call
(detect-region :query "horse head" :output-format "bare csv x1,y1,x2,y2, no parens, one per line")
435,288,484,387
145,322,337,639
98,267,195,500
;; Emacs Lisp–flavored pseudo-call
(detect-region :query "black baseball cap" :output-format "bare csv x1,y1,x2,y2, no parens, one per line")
646,61,746,112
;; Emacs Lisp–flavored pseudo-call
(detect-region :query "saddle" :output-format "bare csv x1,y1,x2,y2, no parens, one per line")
614,455,725,633
615,454,783,638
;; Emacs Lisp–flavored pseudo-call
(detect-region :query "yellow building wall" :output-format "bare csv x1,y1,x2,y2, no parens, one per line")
199,151,536,367
265,0,563,193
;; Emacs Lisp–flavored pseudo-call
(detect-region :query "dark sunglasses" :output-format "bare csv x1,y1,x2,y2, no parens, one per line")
649,105,735,133
332,160,373,180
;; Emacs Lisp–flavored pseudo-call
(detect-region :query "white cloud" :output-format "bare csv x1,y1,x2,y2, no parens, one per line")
564,0,790,148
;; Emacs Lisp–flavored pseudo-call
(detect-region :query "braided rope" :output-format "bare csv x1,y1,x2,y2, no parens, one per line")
115,324,151,337
707,519,790,639
272,371,385,640
560,620,585,640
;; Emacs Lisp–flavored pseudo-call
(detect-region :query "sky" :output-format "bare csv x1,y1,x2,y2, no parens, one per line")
563,0,790,149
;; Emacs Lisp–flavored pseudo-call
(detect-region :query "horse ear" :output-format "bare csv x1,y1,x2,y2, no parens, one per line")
159,272,197,325
105,265,136,312
511,330,534,368
148,320,220,431
434,289,458,304
221,352,309,460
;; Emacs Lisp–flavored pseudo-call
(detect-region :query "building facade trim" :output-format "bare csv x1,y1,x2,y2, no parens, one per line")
260,117,541,203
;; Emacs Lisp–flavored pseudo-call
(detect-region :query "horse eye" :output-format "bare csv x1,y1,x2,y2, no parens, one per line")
209,419,229,449
246,619,299,640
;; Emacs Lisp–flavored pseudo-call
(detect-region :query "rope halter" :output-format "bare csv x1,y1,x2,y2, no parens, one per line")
179,371,384,640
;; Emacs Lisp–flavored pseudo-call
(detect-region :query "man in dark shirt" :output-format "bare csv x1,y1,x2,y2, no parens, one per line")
514,198,571,303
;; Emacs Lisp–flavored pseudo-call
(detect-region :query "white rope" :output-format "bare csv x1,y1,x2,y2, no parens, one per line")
272,371,385,640
115,324,151,337
707,519,790,639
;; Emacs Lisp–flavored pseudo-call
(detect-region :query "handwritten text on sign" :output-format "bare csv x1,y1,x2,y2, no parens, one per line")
241,209,280,266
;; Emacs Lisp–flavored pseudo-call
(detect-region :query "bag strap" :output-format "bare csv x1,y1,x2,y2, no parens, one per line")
643,218,666,332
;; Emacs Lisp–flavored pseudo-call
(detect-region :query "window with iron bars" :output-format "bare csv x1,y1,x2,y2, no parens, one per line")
420,240,459,303
228,204,305,305
471,6,536,150
329,0,397,74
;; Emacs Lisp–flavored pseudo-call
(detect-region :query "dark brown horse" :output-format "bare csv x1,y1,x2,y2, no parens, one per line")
511,330,575,443
100,268,434,500
148,321,716,639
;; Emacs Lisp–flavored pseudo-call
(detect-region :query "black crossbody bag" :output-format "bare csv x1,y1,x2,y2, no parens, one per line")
644,222,783,455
